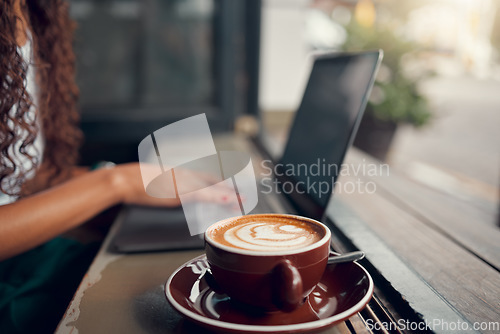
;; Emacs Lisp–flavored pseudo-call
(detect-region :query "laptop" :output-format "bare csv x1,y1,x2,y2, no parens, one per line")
110,50,383,253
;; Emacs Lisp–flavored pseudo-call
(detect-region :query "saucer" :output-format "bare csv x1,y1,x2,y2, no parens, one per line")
165,255,373,333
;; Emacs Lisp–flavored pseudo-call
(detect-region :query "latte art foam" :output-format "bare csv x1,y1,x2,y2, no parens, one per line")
209,216,324,251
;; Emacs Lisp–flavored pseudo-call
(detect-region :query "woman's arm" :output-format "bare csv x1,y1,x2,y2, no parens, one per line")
0,163,179,260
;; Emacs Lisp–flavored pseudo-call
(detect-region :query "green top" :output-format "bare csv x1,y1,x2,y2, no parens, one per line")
0,237,97,333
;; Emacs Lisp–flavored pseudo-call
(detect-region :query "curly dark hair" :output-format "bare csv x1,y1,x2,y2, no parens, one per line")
0,0,82,197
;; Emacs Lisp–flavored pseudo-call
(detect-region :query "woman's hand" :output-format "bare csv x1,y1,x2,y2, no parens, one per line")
112,163,180,207
111,163,236,207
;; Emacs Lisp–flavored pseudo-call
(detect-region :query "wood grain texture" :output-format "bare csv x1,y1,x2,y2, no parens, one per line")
345,150,500,270
335,151,500,331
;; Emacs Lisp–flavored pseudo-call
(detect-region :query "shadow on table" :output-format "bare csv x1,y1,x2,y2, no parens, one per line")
133,285,216,334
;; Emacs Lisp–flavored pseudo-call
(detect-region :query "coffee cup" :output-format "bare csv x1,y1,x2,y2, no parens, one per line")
204,214,331,312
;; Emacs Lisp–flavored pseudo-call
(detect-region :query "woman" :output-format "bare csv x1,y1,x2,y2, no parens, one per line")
0,0,228,332
0,0,185,259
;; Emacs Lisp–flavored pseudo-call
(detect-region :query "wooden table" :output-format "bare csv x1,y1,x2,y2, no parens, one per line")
54,221,360,334
56,139,500,334
325,150,500,334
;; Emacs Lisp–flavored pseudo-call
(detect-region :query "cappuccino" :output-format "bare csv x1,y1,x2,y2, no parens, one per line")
207,215,324,251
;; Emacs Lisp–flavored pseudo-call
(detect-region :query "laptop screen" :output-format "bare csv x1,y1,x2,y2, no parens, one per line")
278,50,382,217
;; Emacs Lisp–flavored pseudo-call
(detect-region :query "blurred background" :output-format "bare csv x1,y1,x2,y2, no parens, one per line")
68,0,499,226
258,0,499,227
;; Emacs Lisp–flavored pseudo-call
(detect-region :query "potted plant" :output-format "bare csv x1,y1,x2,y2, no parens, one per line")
342,22,432,161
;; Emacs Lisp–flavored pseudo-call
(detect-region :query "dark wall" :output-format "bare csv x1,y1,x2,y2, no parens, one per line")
69,0,261,164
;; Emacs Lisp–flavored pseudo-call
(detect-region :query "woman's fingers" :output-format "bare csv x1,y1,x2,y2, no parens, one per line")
133,163,244,207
